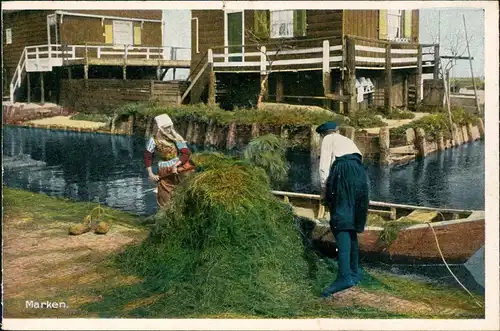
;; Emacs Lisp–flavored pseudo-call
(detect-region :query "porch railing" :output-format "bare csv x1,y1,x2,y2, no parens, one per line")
22,44,190,63
209,36,438,72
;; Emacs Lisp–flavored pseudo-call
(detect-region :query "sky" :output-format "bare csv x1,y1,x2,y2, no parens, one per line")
161,8,486,80
419,8,484,78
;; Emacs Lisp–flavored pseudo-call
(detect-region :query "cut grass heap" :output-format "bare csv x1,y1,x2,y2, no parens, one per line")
111,137,335,317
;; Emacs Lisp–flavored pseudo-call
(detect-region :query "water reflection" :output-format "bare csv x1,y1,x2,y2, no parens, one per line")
2,126,485,215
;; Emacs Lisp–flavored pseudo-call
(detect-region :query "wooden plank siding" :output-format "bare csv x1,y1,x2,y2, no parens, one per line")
2,10,54,85
59,16,162,47
343,10,379,39
60,79,185,113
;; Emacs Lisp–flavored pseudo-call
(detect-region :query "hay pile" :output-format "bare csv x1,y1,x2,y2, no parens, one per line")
115,135,334,317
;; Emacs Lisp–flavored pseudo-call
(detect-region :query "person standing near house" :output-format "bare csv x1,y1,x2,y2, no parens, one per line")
144,114,196,207
316,121,369,297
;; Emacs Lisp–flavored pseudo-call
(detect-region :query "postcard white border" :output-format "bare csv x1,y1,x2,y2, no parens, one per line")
2,1,499,330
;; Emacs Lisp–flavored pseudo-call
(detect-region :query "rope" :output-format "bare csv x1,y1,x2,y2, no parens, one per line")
428,212,484,308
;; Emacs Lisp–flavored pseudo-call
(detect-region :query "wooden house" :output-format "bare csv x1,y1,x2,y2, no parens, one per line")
185,9,440,113
2,10,191,109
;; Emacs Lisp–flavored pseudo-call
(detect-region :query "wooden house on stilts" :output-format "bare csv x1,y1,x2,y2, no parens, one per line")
185,9,440,113
3,10,191,112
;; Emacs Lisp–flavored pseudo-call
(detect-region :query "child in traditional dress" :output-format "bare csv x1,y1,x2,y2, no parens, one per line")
144,114,195,207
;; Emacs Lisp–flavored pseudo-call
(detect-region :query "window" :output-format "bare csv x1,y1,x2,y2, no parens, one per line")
387,10,403,40
6,28,12,45
270,10,294,38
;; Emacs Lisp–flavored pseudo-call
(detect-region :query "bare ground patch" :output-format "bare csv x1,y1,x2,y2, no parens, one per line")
323,286,471,317
2,212,147,317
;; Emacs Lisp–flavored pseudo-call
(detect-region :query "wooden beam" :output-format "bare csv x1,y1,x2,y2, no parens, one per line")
384,43,393,114
403,75,409,110
322,40,331,109
324,93,350,102
208,49,215,106
27,72,31,103
40,72,45,104
276,73,284,103
433,44,440,79
415,45,422,105
440,55,474,60
345,37,357,115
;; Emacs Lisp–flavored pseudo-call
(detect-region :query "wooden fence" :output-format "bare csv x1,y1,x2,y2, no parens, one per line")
60,79,187,113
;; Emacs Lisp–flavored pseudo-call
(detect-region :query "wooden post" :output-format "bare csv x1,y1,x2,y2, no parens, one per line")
84,43,89,88
379,127,390,165
40,72,45,104
477,118,485,137
322,40,331,109
415,45,423,106
84,64,89,88
207,48,216,106
415,128,426,157
462,15,481,116
67,67,72,80
403,75,408,110
123,45,128,80
27,72,31,103
276,73,284,103
345,37,357,115
384,43,393,114
433,44,440,80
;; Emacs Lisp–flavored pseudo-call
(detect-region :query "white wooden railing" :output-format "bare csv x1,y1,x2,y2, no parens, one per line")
210,38,437,72
8,48,27,102
7,44,190,102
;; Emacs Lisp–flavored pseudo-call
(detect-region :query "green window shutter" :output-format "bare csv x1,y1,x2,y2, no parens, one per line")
253,10,269,39
293,10,307,37
404,10,412,39
379,9,387,39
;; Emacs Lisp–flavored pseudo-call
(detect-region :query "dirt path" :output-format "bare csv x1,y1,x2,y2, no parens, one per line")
323,286,471,317
2,209,147,318
363,112,427,134
26,116,106,129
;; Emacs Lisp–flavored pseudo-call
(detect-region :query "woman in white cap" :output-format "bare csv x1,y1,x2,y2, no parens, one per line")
144,114,195,207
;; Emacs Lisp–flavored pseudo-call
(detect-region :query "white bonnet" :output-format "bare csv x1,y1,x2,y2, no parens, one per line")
154,114,173,128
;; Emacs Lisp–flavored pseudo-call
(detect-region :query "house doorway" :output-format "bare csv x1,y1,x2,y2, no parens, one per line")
225,10,244,62
47,14,59,45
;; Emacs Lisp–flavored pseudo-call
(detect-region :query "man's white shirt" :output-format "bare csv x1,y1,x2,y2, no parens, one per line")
319,133,362,190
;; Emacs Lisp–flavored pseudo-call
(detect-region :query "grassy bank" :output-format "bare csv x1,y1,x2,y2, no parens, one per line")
390,107,480,141
3,187,484,319
114,102,391,129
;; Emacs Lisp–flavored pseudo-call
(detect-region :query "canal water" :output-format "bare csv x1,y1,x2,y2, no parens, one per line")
3,125,485,216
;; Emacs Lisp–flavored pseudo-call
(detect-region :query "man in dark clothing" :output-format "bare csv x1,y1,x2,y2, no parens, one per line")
316,121,370,297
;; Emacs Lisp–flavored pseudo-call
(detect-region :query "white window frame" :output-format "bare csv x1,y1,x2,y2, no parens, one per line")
223,9,245,62
112,20,133,47
270,10,294,39
387,10,403,40
6,28,12,45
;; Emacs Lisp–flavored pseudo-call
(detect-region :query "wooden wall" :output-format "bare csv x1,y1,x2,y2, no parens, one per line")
60,79,184,113
60,14,162,47
343,10,419,42
2,10,54,85
343,10,379,39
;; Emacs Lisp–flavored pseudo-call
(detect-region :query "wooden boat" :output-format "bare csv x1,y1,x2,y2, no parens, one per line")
271,190,485,265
